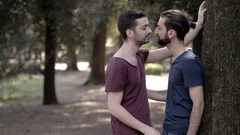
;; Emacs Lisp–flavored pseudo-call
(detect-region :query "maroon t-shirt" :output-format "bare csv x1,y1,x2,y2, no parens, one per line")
105,49,150,135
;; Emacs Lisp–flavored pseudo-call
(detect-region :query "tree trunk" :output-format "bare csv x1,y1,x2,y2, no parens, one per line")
199,1,240,134
43,0,58,105
193,29,203,58
192,15,203,58
66,45,78,71
88,20,107,84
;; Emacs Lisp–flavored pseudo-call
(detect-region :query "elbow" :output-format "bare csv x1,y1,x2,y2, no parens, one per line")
192,101,204,112
108,102,119,115
108,103,114,114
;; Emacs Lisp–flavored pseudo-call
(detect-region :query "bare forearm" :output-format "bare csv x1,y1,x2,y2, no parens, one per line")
184,23,203,46
108,104,148,133
147,90,167,102
187,104,204,135
146,47,172,63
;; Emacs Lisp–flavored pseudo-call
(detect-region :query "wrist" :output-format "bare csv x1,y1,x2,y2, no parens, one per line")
195,22,204,29
139,124,150,134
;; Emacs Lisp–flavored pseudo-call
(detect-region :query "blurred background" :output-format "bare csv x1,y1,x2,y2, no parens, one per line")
0,0,205,134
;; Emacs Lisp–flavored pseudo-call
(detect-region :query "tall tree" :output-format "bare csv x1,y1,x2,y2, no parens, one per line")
87,1,116,84
56,0,85,71
42,0,58,104
199,0,240,134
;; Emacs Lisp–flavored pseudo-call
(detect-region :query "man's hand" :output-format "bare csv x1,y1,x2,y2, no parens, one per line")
197,1,207,27
142,126,161,135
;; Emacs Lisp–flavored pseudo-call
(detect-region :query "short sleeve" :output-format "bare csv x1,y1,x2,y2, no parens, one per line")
138,49,149,63
182,59,204,87
105,60,127,92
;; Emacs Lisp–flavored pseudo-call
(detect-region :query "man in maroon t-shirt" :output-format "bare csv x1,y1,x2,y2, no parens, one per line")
105,10,204,135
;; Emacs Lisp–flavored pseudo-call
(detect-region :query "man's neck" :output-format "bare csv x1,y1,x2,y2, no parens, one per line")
117,40,140,57
167,40,188,58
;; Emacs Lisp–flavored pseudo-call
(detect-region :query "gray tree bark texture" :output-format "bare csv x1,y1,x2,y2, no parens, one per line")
199,0,240,134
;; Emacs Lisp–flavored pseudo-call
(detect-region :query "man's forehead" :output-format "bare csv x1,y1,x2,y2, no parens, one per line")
135,17,149,26
158,17,166,26
158,17,166,24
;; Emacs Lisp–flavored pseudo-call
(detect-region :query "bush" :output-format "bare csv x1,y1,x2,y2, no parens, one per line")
145,63,164,75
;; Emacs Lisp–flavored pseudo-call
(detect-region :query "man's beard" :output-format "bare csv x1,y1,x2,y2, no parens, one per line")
136,34,151,47
157,34,170,47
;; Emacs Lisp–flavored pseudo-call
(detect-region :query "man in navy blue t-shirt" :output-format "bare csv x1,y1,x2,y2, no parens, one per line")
147,2,206,135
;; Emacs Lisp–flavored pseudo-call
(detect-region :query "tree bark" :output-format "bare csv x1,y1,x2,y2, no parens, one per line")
88,20,107,84
66,45,78,71
43,0,58,105
199,0,240,134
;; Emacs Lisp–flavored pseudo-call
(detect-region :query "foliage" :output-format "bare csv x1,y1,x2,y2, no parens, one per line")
145,63,164,75
0,74,43,102
0,0,45,79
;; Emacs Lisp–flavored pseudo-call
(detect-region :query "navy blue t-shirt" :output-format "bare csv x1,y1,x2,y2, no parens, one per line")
163,50,204,135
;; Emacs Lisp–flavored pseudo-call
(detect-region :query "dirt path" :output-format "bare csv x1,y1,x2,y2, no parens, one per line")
0,71,167,135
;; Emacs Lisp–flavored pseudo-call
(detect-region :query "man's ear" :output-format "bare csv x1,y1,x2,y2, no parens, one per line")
167,29,176,39
126,29,134,38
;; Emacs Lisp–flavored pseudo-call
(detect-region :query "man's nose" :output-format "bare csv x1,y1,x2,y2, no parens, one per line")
154,28,158,34
148,28,152,33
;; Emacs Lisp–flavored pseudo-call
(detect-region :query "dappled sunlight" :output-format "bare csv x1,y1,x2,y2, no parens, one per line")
63,101,100,108
0,72,167,135
71,124,95,129
146,74,168,91
1,93,21,100
84,86,105,94
55,61,89,71
97,117,110,123
146,74,168,104
63,112,71,117
55,63,67,70
56,124,95,129
75,86,107,102
77,62,89,71
82,109,109,116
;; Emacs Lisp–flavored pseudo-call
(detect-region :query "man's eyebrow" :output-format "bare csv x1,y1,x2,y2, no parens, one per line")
142,24,149,27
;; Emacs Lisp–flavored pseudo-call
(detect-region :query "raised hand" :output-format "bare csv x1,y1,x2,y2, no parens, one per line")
197,1,207,26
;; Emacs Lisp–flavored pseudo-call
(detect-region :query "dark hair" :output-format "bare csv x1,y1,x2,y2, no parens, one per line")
117,10,146,39
160,10,195,41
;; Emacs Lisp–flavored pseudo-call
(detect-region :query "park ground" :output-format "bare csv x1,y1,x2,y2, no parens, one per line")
0,64,169,135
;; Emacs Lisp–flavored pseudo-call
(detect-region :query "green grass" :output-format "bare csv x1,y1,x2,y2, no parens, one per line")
0,74,43,103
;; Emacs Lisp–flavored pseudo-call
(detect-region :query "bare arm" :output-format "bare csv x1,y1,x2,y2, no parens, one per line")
187,86,204,135
146,47,172,63
184,24,203,46
107,91,160,135
147,90,167,102
146,1,206,63
184,1,207,46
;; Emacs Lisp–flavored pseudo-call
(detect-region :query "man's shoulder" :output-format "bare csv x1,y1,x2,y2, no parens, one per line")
106,57,127,71
180,50,201,63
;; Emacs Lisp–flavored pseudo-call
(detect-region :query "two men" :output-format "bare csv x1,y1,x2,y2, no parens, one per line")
105,1,206,135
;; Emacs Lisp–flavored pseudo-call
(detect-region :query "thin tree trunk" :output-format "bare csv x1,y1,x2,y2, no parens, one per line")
88,20,107,84
43,0,58,105
199,0,240,134
66,45,78,71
